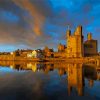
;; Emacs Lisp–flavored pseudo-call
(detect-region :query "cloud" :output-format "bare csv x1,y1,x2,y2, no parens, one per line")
0,0,100,51
12,0,54,36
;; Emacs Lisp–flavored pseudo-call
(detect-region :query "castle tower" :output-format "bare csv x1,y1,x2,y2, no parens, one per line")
66,26,84,58
87,33,92,40
75,26,84,57
67,30,71,38
66,29,71,47
66,29,72,57
74,25,82,36
84,33,98,56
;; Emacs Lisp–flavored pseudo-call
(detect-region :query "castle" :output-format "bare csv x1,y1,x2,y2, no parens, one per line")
58,25,98,58
4,25,98,59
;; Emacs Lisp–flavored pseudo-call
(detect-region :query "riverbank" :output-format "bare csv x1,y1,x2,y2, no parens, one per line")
0,55,100,65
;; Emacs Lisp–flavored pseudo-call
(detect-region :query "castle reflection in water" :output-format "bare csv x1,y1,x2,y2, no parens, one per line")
0,61,99,96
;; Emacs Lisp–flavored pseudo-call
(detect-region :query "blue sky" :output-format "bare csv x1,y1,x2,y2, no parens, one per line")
0,0,100,52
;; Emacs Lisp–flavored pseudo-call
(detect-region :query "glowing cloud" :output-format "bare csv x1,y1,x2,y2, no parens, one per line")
12,0,45,36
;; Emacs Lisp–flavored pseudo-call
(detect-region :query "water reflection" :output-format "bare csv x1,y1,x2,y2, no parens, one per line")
0,61,99,99
67,63,84,96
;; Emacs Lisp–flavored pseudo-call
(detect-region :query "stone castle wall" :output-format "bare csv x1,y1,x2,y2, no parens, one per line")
66,26,84,58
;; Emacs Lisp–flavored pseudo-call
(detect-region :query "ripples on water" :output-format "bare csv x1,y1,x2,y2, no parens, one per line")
0,61,100,100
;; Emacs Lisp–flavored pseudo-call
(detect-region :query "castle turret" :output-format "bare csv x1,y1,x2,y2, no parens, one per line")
87,33,92,40
84,33,98,56
66,30,71,48
74,25,82,36
66,30,71,38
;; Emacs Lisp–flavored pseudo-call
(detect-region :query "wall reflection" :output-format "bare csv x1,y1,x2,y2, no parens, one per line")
0,61,99,96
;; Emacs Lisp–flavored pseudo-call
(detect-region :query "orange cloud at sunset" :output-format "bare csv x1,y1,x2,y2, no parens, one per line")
12,0,45,36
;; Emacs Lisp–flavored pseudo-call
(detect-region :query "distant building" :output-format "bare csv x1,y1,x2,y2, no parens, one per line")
84,33,98,56
27,50,37,58
12,49,32,57
52,44,66,58
58,43,66,52
0,52,10,55
43,46,54,58
27,49,44,58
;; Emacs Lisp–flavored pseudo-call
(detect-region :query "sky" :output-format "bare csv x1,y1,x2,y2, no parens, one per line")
0,0,100,52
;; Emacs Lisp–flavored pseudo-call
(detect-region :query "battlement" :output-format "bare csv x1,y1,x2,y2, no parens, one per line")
74,25,82,36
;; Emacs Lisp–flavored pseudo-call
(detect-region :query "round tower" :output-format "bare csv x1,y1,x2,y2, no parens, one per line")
87,33,92,40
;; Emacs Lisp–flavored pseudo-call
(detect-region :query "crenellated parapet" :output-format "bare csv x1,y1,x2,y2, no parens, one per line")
74,25,82,36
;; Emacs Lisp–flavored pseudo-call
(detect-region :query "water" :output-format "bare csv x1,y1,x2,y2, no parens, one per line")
0,61,99,100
